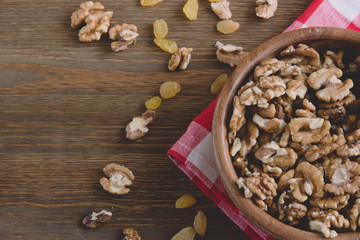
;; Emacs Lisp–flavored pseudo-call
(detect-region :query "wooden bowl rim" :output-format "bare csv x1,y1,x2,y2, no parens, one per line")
212,27,360,240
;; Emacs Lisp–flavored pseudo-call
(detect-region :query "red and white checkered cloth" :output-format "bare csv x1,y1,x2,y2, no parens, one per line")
167,0,360,239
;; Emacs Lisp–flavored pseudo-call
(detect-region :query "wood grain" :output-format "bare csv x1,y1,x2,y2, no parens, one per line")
0,0,311,239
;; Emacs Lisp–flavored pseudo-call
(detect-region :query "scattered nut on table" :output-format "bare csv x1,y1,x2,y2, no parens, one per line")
228,43,360,238
211,0,232,20
109,24,139,52
168,47,193,71
82,209,112,228
126,110,156,140
122,228,141,240
215,41,249,67
71,1,113,42
255,0,278,19
100,163,135,195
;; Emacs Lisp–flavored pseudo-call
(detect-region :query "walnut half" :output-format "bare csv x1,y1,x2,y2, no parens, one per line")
109,24,139,52
82,209,112,228
122,228,141,240
100,163,135,195
168,47,193,71
126,110,156,140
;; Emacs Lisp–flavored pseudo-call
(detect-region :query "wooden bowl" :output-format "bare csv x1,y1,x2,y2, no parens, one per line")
212,27,360,240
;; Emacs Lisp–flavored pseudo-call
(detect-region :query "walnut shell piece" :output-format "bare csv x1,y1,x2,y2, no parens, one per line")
100,163,135,195
289,162,324,202
123,228,141,240
82,209,112,228
126,110,156,140
215,42,249,67
255,0,278,19
168,47,193,71
237,173,277,200
109,24,139,52
308,208,349,239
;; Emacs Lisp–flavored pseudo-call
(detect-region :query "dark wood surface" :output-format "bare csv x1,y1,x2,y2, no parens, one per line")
0,0,311,239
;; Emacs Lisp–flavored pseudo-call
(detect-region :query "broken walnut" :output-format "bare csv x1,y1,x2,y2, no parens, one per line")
109,24,139,52
123,228,141,240
168,47,193,71
255,0,278,19
82,209,112,228
278,192,307,225
211,0,232,20
237,173,277,200
215,41,249,67
100,163,135,195
126,110,156,140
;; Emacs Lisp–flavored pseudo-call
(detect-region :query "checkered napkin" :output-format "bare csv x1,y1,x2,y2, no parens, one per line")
167,0,360,239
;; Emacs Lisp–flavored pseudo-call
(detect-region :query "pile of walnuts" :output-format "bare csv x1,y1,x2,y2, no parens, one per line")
228,43,360,238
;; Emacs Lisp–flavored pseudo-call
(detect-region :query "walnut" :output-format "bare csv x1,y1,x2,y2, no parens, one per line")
254,58,285,81
168,47,193,71
309,194,350,210
324,159,360,196
255,0,278,19
346,128,360,142
348,198,360,231
279,65,302,78
233,155,251,177
71,1,104,28
304,135,346,162
289,162,324,202
253,197,268,211
318,94,355,109
280,44,321,68
215,41,249,67
252,104,276,119
255,141,297,169
263,164,282,178
308,208,349,239
123,228,141,240
278,192,307,225
126,110,156,140
82,210,112,228
307,66,343,90
100,163,135,195
237,121,259,161
295,99,317,118
285,76,307,101
109,24,139,52
230,138,241,157
275,95,293,119
278,169,295,191
288,118,331,146
239,76,286,108
323,155,344,182
237,173,277,200
211,0,231,20
317,107,346,123
323,51,345,69
279,125,290,147
337,140,360,157
316,78,353,103
253,114,286,133
228,95,246,144
289,142,310,156
71,2,113,42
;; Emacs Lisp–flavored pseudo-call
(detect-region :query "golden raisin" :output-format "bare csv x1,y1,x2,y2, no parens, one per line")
145,96,162,110
160,82,181,99
183,0,199,21
154,38,178,53
140,0,163,6
175,194,196,208
217,20,240,34
193,210,207,237
211,73,228,95
153,19,168,39
171,227,196,240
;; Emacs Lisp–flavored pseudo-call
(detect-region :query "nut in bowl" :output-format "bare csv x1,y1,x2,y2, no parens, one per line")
213,27,360,239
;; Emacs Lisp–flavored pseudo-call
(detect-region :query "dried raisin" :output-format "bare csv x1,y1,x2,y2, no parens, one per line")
183,0,199,21
145,96,162,110
175,194,196,208
154,38,178,53
211,73,228,95
217,20,240,34
140,0,163,6
153,19,168,39
171,227,196,240
193,210,207,236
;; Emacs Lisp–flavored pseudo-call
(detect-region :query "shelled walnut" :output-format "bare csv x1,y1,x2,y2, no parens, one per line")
227,43,360,237
168,47,193,71
126,110,156,140
109,24,139,52
100,163,135,195
215,41,249,67
255,0,278,19
82,210,112,228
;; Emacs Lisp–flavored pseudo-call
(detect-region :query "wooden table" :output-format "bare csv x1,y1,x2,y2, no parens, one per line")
0,0,312,239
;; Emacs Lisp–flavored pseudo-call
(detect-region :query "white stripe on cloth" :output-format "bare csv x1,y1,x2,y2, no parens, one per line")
329,0,360,21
